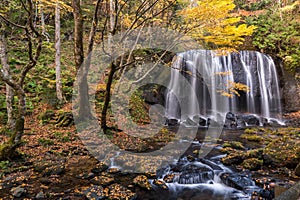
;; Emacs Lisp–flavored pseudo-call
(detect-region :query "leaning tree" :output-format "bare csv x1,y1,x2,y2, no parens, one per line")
0,0,43,160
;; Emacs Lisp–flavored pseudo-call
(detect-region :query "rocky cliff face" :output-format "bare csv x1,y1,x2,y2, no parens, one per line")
278,61,300,112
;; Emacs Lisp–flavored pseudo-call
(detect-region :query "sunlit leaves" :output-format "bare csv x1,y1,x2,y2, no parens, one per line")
180,0,256,50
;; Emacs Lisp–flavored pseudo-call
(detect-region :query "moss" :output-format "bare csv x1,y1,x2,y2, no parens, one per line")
223,141,245,150
263,137,300,168
244,128,259,134
221,151,246,165
246,148,263,159
240,134,263,142
220,147,234,154
241,158,263,170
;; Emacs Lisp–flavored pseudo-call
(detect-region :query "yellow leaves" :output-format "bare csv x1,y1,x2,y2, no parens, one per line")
217,77,250,98
38,0,73,12
215,71,232,76
179,0,256,50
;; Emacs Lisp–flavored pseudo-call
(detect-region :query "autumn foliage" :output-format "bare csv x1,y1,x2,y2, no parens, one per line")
180,0,256,51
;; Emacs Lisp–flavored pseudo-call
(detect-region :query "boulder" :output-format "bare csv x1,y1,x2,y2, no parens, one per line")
165,118,179,126
192,115,207,126
175,164,214,184
220,173,255,191
242,114,260,126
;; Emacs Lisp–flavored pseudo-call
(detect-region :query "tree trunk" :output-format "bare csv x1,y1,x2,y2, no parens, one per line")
0,89,25,160
55,1,63,102
72,0,103,121
0,30,15,128
108,0,116,51
72,0,90,120
72,0,84,71
0,0,43,160
101,63,116,129
40,1,50,42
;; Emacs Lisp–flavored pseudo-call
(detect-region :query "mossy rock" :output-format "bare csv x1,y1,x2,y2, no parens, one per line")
38,110,55,124
220,147,235,154
221,151,246,165
223,141,245,150
241,158,263,170
240,134,263,142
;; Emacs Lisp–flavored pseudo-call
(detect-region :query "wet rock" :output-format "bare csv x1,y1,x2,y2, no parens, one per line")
91,162,109,175
261,117,269,126
176,164,214,184
224,112,237,128
242,114,260,126
83,185,107,200
258,188,274,200
199,159,223,171
220,173,255,191
267,119,282,127
236,115,246,128
186,117,198,126
156,166,171,179
133,175,151,190
36,191,45,199
165,118,179,126
11,186,26,198
152,179,169,190
192,115,207,126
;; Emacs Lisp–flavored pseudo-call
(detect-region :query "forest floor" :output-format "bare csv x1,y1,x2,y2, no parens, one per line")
0,104,300,199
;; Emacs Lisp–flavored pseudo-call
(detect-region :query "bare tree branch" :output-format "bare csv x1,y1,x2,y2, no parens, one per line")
0,14,26,29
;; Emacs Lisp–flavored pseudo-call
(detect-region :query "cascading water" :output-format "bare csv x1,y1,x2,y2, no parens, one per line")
129,50,283,200
165,50,283,126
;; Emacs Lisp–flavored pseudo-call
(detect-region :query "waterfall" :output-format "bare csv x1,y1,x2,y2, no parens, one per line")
165,50,282,125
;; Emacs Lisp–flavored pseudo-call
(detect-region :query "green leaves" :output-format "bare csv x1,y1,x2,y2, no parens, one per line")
247,2,300,73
